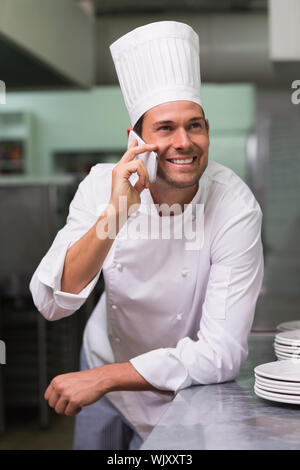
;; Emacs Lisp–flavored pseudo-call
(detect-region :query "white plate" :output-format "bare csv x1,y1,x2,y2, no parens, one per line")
274,343,300,353
255,380,300,395
276,354,294,361
277,321,300,332
275,354,300,361
275,330,300,346
274,341,300,351
255,376,300,391
275,340,300,349
276,357,300,363
255,384,300,401
275,350,299,357
254,360,300,382
275,350,300,359
274,340,300,348
254,385,300,405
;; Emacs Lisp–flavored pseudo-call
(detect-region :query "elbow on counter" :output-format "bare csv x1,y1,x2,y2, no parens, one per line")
189,356,246,387
174,336,249,388
200,345,248,385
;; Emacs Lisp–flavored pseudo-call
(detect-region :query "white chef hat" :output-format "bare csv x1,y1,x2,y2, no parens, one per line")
110,21,202,127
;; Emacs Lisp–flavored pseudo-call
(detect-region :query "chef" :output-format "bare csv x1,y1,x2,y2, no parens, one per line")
29,21,264,450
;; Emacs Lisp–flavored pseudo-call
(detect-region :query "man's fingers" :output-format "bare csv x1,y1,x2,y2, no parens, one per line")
123,160,150,188
65,403,82,417
47,388,60,408
122,143,157,163
46,387,82,416
44,384,51,401
54,397,69,415
128,138,138,149
43,370,102,417
133,180,147,193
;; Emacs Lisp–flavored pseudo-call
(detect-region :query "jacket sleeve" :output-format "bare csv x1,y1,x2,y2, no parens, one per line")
130,206,264,392
29,167,106,322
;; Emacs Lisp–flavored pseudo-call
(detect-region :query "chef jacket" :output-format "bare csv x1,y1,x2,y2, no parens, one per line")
29,160,264,440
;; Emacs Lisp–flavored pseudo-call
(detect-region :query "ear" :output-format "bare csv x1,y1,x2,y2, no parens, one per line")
127,127,133,138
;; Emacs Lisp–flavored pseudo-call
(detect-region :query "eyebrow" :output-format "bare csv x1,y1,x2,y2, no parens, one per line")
152,116,205,128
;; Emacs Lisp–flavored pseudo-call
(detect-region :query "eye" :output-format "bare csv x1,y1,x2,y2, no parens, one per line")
158,125,172,131
190,122,202,129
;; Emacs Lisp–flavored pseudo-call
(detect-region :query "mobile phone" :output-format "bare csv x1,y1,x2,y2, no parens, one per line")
127,130,158,183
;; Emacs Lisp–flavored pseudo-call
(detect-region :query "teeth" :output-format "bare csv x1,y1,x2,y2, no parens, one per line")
169,158,194,164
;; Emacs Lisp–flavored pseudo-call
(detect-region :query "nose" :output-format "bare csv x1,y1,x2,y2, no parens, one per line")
172,127,192,152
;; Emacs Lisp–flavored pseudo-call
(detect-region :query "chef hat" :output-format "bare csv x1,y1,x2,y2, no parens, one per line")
110,21,202,127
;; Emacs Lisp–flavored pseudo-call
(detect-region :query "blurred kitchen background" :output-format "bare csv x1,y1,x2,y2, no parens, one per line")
0,0,299,449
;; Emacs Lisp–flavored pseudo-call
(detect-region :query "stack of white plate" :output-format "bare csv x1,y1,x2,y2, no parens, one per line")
276,320,300,332
274,330,300,361
254,360,300,405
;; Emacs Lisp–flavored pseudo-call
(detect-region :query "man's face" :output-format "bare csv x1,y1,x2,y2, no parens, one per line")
141,101,210,189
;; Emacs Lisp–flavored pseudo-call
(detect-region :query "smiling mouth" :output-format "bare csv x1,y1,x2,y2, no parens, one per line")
166,156,197,165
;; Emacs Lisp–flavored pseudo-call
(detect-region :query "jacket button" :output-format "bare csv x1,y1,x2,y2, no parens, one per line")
176,314,183,321
112,305,117,310
115,337,121,342
181,269,189,277
116,263,123,271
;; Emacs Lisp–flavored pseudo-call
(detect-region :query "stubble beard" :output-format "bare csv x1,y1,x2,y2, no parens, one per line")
156,150,207,189
156,168,201,189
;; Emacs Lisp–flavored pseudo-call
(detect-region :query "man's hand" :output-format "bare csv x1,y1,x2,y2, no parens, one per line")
44,367,111,416
109,139,158,216
44,361,158,416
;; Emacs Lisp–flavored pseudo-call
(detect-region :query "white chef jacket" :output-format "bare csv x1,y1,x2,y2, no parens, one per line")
29,160,264,440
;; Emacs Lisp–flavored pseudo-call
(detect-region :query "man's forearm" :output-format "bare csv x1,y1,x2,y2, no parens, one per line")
44,361,159,416
103,361,158,393
61,206,123,294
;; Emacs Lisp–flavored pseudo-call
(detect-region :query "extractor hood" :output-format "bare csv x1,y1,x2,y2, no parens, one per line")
0,0,95,90
269,0,300,61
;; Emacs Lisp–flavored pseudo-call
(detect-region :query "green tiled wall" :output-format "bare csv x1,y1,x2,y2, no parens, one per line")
2,84,255,180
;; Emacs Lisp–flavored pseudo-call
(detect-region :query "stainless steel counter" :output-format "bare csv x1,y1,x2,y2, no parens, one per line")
141,334,300,450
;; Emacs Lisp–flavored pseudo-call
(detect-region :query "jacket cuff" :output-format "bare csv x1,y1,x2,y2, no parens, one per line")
129,348,192,393
52,273,100,310
37,239,101,311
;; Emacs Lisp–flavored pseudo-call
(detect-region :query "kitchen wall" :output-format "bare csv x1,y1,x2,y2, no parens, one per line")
3,84,255,180
253,87,300,331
